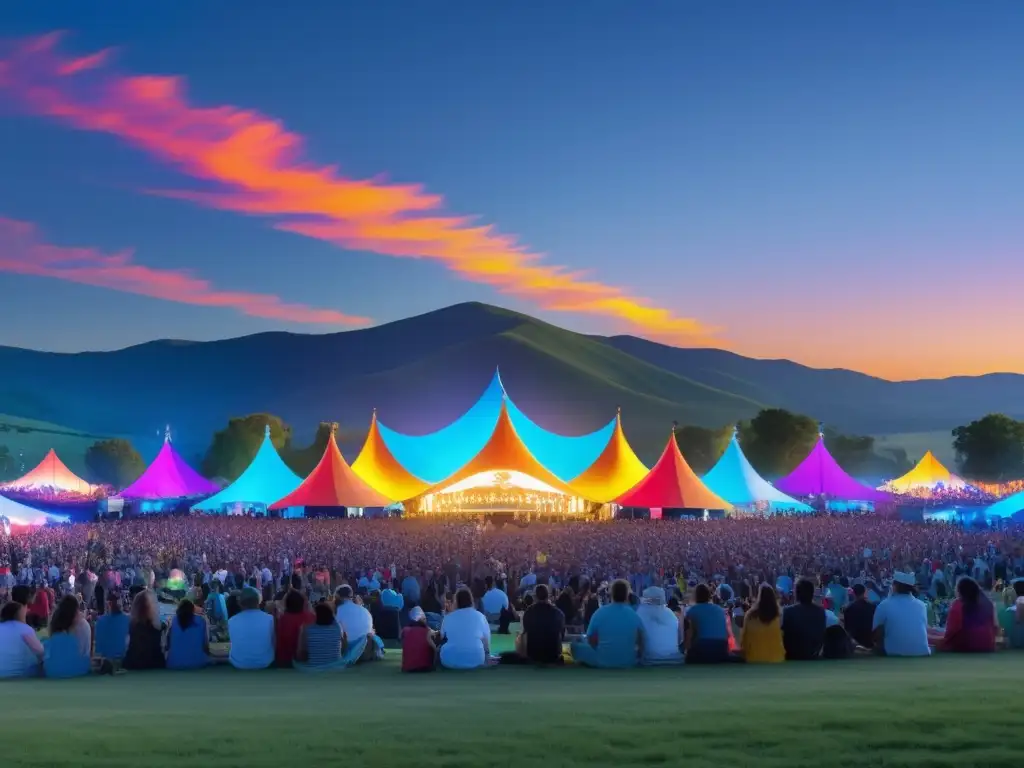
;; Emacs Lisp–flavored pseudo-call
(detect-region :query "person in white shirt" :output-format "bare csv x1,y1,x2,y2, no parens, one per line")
228,587,275,670
636,587,683,665
334,585,382,663
0,601,44,678
481,576,510,622
440,588,491,669
872,572,931,657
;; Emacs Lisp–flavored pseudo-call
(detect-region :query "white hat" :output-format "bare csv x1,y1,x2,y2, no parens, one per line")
641,586,666,605
892,571,916,587
409,606,426,623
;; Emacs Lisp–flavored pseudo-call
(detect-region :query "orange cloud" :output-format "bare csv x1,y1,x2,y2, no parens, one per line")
0,32,715,343
0,216,368,325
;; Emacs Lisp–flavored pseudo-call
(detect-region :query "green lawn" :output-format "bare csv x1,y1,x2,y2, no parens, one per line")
3,652,1022,768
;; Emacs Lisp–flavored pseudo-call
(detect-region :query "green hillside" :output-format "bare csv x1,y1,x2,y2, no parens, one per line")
0,414,112,481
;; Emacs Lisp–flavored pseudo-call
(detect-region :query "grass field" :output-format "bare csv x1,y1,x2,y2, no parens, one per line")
3,652,1023,768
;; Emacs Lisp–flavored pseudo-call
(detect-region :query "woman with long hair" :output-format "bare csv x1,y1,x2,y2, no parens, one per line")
295,602,344,670
942,576,996,653
167,599,210,670
43,594,91,678
741,585,785,663
123,590,166,670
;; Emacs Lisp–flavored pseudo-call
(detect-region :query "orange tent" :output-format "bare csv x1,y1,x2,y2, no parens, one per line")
421,400,582,497
616,433,731,510
270,427,392,509
1,449,96,496
352,411,430,502
569,410,648,503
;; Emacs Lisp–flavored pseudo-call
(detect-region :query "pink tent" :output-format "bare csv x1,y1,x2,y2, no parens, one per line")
120,432,219,500
775,436,890,502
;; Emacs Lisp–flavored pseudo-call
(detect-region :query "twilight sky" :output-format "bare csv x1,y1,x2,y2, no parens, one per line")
1,2,1022,380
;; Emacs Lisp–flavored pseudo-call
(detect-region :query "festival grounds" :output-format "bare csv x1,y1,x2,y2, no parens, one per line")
5,646,1022,768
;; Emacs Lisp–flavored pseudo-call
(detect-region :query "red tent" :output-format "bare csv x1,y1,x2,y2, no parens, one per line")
616,434,731,510
270,429,391,509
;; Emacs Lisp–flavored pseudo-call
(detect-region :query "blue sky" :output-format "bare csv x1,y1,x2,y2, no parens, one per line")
1,1,1022,379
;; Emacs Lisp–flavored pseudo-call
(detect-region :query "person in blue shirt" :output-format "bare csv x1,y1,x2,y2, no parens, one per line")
571,579,644,668
94,591,130,662
380,581,404,610
684,583,731,663
401,572,421,608
167,599,210,670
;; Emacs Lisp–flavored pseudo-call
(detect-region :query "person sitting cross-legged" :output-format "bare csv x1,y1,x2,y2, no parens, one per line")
508,583,565,665
439,588,491,670
0,600,44,679
741,584,785,663
401,607,438,672
685,584,731,664
94,591,130,665
335,585,384,664
44,595,92,679
871,572,931,657
571,579,644,668
228,587,275,670
167,599,210,670
637,586,684,666
295,602,347,670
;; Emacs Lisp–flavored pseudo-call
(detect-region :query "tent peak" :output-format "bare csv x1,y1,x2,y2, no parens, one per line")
163,425,172,444
264,424,271,438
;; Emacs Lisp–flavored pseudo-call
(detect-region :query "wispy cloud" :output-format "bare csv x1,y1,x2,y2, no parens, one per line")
0,32,716,343
0,216,368,325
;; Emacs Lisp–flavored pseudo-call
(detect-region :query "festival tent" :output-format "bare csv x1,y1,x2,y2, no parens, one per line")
192,426,302,512
616,432,732,511
775,434,890,502
984,490,1024,519
0,449,96,496
417,399,584,498
569,409,648,503
119,430,220,500
881,451,968,493
0,493,66,526
377,369,615,483
702,431,813,512
270,426,392,510
352,411,431,502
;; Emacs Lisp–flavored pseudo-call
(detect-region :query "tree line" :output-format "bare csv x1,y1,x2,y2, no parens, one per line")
15,410,1024,490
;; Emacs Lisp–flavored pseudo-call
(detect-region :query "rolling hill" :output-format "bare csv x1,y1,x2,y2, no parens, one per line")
0,302,1019,470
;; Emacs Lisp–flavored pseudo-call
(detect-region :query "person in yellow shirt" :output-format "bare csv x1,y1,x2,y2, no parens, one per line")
740,584,785,663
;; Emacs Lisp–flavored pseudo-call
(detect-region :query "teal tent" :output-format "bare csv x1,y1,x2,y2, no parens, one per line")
192,426,301,513
703,430,813,513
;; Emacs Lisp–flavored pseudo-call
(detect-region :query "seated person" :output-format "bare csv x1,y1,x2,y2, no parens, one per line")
167,599,210,670
439,588,491,670
941,577,996,653
871,572,931,657
295,602,344,669
999,579,1024,649
481,576,514,630
123,590,166,670
571,579,644,668
401,607,438,672
741,585,784,663
228,587,275,670
275,589,314,667
511,584,565,665
335,585,384,663
782,579,826,660
44,595,91,679
94,591,130,663
685,584,730,664
842,584,876,649
0,600,44,678
637,586,683,665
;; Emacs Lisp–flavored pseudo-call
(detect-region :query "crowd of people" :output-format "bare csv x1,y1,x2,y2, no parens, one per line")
1,514,1023,678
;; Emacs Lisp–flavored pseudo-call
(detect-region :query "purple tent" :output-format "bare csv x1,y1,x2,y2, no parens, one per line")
775,437,890,502
120,434,219,500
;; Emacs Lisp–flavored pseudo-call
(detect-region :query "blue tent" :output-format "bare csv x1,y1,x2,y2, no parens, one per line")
192,427,301,513
377,369,614,482
984,490,1024,519
703,431,813,513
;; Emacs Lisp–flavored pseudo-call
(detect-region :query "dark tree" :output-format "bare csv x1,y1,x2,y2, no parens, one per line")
85,439,146,488
283,421,335,476
952,414,1024,482
674,425,733,474
202,413,292,482
741,409,820,477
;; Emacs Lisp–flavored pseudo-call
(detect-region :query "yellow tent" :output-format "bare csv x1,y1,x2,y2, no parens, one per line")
352,411,431,502
884,451,967,493
569,410,648,503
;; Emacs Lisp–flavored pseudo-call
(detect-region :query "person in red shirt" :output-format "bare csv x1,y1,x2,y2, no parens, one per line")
401,607,437,672
27,586,51,630
274,589,314,667
942,577,996,653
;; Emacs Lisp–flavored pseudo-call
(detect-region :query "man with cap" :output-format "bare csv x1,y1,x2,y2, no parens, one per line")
871,571,930,657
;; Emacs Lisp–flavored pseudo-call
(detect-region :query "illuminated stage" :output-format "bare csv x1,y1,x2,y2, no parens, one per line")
406,470,602,519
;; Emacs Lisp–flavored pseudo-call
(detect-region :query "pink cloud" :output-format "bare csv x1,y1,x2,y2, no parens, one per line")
0,32,715,343
0,216,368,325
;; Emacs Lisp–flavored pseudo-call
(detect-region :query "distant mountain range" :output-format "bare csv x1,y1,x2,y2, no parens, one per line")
1,302,1020,467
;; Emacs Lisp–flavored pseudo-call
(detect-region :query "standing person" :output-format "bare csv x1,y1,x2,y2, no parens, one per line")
741,585,785,663
571,579,644,668
439,588,491,670
871,572,931,657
